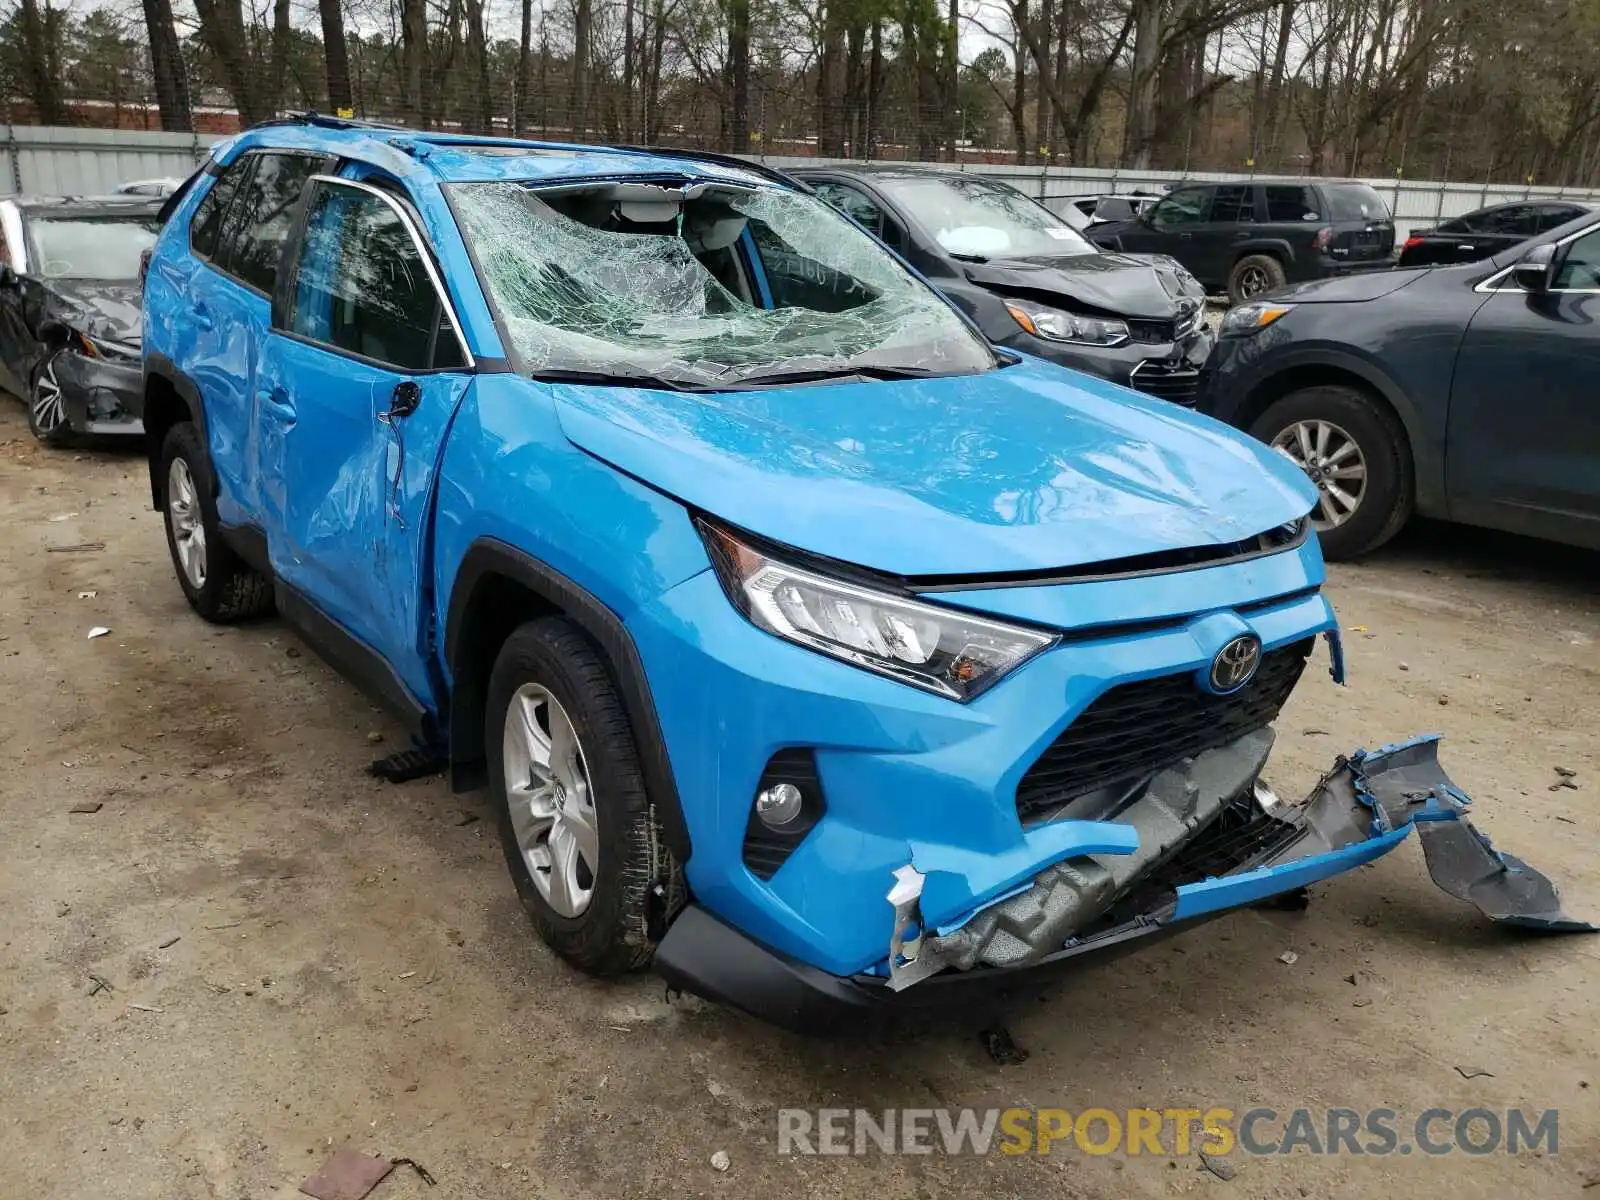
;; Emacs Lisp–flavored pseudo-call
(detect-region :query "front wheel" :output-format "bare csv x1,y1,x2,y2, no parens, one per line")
487,617,683,977
1250,385,1413,561
28,352,73,446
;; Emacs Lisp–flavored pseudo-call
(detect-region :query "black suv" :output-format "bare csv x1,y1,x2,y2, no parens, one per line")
1090,179,1396,304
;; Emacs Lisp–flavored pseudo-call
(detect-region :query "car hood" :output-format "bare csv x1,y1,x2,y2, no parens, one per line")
1274,270,1424,304
40,280,142,343
549,359,1316,577
961,251,1204,319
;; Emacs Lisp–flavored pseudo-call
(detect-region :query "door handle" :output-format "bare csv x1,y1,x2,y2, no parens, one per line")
260,385,292,414
1232,232,1250,242
1179,232,1194,241
192,301,214,331
385,380,422,421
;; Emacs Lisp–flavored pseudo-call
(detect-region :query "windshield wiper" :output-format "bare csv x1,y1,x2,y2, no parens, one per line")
528,368,713,392
723,363,951,387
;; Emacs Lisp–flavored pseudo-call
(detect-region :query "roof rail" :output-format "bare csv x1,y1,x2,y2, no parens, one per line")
603,144,806,189
253,110,410,133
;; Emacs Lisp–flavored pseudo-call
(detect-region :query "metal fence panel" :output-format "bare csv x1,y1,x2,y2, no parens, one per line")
1,126,222,197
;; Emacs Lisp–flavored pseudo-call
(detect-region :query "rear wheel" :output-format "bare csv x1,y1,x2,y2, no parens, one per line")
160,421,274,621
1250,385,1413,561
487,617,683,976
27,352,73,446
1228,254,1287,304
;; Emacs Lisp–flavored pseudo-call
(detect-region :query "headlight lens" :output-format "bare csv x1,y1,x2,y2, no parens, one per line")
1005,300,1130,347
1218,302,1293,338
700,522,1057,701
77,332,140,361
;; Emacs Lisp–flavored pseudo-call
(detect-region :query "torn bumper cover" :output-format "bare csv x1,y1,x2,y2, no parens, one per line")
55,349,144,436
653,735,1593,1031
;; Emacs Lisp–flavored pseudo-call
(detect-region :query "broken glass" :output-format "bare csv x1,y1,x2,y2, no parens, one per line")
447,179,993,387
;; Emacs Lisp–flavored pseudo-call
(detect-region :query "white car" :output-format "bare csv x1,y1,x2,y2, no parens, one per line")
114,178,184,198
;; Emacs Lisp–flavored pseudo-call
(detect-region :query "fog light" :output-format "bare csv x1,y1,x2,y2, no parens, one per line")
754,782,804,828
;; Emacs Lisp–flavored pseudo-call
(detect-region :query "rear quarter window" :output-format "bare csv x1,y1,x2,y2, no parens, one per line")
1264,185,1319,222
1324,184,1390,223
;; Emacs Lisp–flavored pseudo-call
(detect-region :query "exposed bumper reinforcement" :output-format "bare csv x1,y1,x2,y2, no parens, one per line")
654,734,1593,1032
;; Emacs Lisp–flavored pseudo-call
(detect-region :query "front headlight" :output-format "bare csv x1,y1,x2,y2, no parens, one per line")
1004,300,1130,347
1217,302,1293,338
77,332,140,361
699,521,1057,701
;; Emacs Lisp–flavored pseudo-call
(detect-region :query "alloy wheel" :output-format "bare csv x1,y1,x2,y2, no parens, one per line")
166,457,208,588
1237,264,1271,298
503,682,599,918
1271,419,1368,530
30,357,66,436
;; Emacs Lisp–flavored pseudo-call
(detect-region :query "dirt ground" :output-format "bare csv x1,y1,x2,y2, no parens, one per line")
1,399,1596,1200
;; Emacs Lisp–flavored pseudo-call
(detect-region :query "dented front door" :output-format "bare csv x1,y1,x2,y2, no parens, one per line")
257,176,474,711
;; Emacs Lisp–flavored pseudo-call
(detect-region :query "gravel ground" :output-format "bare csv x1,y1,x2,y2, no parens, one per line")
1,400,1597,1199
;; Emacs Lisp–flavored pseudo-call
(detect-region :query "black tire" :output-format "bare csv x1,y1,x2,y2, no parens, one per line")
1249,384,1413,561
487,616,684,977
1228,254,1287,305
27,352,75,447
159,421,274,622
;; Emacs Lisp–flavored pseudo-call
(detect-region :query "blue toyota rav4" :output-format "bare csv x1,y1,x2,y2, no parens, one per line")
139,117,1589,1030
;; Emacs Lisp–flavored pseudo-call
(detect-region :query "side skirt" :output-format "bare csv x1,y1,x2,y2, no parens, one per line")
218,523,434,745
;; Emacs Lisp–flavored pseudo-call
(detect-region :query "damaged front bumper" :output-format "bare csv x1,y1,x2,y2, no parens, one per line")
654,734,1592,1031
55,348,144,436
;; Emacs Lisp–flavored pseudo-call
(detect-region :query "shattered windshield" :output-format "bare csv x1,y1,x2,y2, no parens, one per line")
447,178,994,388
873,175,1097,261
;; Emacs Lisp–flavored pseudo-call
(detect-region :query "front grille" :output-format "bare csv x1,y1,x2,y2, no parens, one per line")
1014,639,1313,824
1129,360,1201,405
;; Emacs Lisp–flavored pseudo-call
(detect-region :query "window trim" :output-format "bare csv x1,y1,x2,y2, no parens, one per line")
189,151,255,272
273,173,475,373
1475,219,1600,295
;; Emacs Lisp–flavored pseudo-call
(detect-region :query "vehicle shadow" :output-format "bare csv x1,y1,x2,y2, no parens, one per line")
1346,516,1600,602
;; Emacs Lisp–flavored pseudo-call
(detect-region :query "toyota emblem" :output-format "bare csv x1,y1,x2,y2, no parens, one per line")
1209,635,1262,693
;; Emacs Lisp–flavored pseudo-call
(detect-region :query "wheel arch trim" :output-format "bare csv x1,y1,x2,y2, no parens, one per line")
142,352,209,510
443,537,693,864
1240,347,1441,514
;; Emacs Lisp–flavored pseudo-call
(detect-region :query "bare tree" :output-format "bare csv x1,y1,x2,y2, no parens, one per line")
141,0,192,131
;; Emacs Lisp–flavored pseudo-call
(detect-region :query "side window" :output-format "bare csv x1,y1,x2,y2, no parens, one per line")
1537,205,1586,233
227,152,321,294
1475,205,1533,236
190,156,252,260
1264,185,1319,223
746,219,875,313
1552,226,1600,291
1208,184,1255,224
811,182,885,238
880,213,908,253
288,182,466,371
1149,187,1207,230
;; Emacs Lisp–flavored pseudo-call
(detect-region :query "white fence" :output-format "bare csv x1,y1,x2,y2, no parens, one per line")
7,124,1600,238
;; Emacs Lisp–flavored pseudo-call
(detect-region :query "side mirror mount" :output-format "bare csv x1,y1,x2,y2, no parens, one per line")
1513,242,1556,293
0,263,17,289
